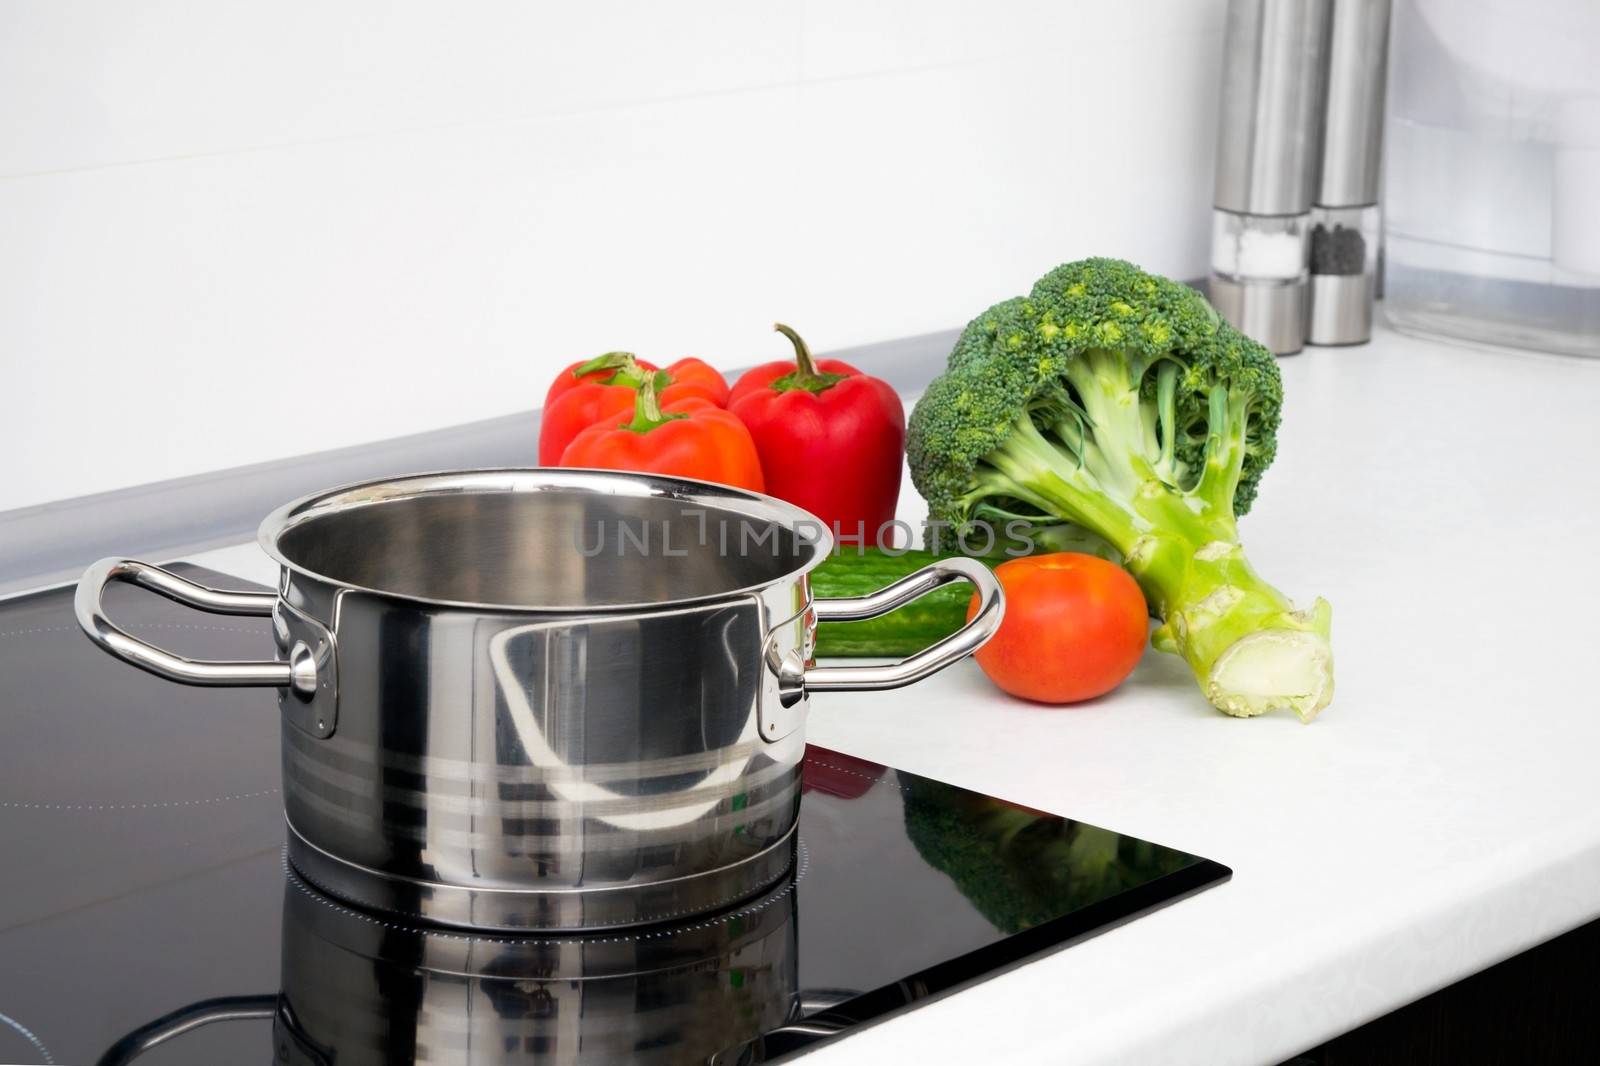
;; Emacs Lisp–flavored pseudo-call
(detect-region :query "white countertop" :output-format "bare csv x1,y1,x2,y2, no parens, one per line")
185,324,1600,1066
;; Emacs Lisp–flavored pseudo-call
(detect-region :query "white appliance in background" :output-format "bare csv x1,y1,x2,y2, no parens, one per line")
1384,0,1600,357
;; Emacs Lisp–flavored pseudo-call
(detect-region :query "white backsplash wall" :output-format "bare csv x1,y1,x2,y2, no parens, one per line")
1,0,1225,513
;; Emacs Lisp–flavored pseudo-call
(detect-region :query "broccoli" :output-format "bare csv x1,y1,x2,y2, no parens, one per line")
908,258,1333,719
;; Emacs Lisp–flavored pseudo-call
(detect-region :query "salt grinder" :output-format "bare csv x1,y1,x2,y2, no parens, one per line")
1210,0,1333,355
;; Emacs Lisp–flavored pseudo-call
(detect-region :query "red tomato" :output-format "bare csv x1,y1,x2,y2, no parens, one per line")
967,553,1147,704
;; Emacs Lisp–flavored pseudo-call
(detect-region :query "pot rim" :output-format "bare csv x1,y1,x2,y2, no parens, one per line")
256,467,835,614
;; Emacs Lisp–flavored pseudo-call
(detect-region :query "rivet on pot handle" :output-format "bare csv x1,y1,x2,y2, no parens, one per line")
75,557,318,696
770,556,1005,713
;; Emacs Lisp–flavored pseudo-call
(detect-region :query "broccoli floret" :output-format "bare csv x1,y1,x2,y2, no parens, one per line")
908,258,1332,719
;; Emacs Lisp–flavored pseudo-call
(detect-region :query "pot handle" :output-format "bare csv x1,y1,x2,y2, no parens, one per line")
75,558,316,695
787,556,1004,699
96,994,280,1066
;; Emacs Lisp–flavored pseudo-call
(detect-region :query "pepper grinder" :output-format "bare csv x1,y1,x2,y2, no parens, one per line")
1308,0,1390,346
1210,0,1333,355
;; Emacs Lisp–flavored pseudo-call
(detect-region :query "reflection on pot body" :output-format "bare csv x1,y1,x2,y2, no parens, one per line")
274,867,800,1065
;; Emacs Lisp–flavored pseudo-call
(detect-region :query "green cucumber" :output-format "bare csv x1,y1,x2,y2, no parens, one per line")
810,549,993,657
809,527,1123,657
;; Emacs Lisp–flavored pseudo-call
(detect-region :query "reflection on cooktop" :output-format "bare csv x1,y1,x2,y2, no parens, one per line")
0,568,1229,1064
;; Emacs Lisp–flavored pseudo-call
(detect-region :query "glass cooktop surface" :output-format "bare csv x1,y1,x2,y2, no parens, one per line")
0,567,1228,1065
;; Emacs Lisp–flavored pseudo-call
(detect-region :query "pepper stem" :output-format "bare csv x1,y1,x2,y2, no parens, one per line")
774,324,819,376
574,351,651,388
771,323,850,394
620,371,689,434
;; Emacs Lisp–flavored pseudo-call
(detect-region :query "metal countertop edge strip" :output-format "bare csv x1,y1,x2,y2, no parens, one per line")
0,329,962,599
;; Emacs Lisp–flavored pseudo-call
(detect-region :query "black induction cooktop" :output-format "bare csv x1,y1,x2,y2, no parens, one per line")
0,566,1228,1065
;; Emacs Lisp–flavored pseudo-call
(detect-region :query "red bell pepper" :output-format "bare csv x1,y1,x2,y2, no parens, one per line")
559,373,764,492
729,324,904,546
539,384,638,465
543,352,657,408
539,353,731,465
656,357,730,407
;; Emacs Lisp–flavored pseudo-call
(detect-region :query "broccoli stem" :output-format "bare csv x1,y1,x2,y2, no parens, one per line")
1063,349,1156,499
1132,524,1334,721
970,414,1143,548
1193,385,1254,516
1153,361,1180,482
980,410,1334,721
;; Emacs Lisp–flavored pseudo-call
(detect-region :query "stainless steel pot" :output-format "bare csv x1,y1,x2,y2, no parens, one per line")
75,469,1003,931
